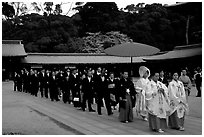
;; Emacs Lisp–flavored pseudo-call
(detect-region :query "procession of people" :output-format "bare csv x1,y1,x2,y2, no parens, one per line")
12,66,201,133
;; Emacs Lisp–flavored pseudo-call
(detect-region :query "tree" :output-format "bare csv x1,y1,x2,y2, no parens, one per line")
54,4,62,15
2,2,201,53
44,2,54,16
124,3,145,13
75,2,119,34
82,31,133,53
2,2,15,19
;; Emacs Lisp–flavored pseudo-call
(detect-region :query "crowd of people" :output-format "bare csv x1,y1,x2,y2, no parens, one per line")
12,66,202,133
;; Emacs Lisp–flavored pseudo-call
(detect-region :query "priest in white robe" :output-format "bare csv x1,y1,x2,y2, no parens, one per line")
168,72,189,131
146,72,171,133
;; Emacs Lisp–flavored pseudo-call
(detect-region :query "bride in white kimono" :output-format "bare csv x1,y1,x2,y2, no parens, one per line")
168,72,189,131
146,72,171,133
135,66,150,121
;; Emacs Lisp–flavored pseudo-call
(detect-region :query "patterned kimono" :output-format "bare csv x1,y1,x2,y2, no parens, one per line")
146,80,171,130
179,75,191,100
135,78,149,117
168,80,189,129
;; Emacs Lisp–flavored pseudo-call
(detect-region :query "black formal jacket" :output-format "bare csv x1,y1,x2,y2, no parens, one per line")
38,72,46,87
45,72,51,87
49,75,58,91
62,74,71,92
195,73,202,85
24,72,30,85
31,74,39,88
56,73,65,88
16,74,22,85
119,78,136,108
82,76,95,97
95,76,108,98
69,74,80,89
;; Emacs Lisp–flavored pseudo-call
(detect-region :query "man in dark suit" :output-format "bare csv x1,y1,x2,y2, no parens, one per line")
39,69,46,98
62,69,71,104
20,69,26,92
81,70,95,112
23,69,30,93
28,69,34,95
30,70,39,96
195,68,202,97
56,70,64,100
45,70,51,99
17,70,24,92
29,70,39,96
95,71,113,115
69,69,81,107
13,72,18,91
49,71,59,101
16,71,23,92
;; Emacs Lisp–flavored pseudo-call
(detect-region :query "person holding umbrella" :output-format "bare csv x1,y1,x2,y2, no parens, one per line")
135,66,151,121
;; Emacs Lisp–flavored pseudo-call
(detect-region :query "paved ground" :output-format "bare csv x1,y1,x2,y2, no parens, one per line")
2,81,202,135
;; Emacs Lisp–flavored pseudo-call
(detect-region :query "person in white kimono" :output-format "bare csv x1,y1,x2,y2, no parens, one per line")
168,72,189,131
146,72,171,133
135,66,150,121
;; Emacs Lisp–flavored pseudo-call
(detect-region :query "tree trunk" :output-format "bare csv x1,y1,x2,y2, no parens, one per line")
186,15,190,45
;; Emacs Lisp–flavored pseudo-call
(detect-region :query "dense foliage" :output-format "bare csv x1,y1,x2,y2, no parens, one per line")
2,2,202,53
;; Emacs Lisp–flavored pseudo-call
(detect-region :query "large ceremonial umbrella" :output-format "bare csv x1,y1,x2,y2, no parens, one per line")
104,42,160,75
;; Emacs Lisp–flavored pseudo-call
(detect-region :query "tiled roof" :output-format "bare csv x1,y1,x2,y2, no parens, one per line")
143,44,202,61
2,40,27,57
23,54,145,64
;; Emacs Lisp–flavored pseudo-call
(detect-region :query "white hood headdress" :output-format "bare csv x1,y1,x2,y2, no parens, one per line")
139,66,150,78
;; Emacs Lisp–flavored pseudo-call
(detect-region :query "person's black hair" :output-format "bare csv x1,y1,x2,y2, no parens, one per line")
109,72,114,75
122,69,129,74
150,71,159,77
87,69,92,73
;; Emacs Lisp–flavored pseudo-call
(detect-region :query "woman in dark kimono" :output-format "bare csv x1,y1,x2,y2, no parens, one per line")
118,71,136,123
107,72,117,110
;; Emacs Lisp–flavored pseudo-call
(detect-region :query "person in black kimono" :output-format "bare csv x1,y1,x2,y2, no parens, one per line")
81,70,95,112
49,71,59,101
39,69,46,98
107,72,118,110
118,71,136,123
69,69,81,107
